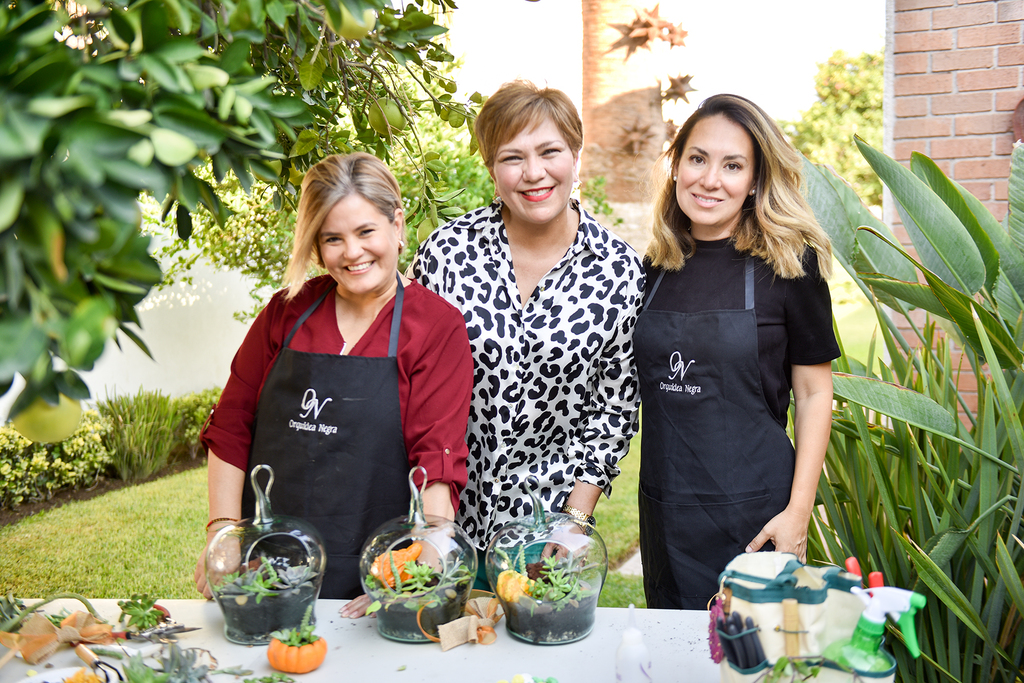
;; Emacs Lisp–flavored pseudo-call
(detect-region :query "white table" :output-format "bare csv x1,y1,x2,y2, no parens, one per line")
0,599,721,683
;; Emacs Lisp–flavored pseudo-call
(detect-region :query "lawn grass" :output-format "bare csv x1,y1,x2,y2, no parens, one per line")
0,466,207,599
1,435,646,606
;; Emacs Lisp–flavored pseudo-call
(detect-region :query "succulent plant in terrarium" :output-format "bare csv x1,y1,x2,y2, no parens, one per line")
206,465,326,645
359,468,477,643
485,477,608,645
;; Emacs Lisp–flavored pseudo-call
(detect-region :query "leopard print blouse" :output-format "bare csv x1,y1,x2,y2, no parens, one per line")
410,199,644,549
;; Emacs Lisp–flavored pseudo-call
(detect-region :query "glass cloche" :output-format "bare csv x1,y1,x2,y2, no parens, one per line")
359,467,477,643
205,464,326,645
485,476,608,645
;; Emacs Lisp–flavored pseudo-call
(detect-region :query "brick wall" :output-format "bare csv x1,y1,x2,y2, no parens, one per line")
888,0,1022,415
892,0,1023,223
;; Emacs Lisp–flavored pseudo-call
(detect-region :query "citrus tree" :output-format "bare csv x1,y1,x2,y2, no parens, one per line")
0,0,476,430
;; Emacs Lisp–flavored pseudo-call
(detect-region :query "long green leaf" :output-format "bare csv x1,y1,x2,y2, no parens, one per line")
833,373,956,435
803,158,915,282
912,153,1000,294
995,536,1024,628
856,137,984,295
953,176,1024,303
896,534,1001,650
857,227,1023,371
858,273,947,318
1008,144,1024,253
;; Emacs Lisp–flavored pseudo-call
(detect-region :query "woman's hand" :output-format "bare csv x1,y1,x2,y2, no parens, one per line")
340,594,373,619
746,507,810,563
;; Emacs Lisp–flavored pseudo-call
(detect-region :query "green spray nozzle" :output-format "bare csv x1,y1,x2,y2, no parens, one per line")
852,586,927,658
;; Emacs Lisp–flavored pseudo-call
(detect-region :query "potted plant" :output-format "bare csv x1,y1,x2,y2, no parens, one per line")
211,555,319,645
494,547,602,645
359,467,478,643
267,606,326,674
485,477,608,645
364,542,474,642
206,465,326,645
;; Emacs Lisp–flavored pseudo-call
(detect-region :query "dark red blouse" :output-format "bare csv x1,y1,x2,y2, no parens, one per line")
201,275,473,510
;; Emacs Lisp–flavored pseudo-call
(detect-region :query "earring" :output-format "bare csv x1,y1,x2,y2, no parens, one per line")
672,176,678,182
398,240,405,253
749,189,755,196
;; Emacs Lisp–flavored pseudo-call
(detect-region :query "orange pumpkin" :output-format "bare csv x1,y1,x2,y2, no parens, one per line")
267,635,327,673
370,541,423,588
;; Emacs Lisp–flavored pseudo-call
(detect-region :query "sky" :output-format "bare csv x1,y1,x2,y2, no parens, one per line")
447,0,887,122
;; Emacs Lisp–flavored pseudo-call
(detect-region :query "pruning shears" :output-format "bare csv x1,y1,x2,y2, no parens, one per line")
112,622,201,642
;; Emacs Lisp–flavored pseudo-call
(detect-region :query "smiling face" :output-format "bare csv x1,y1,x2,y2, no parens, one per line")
318,193,403,302
674,114,757,241
490,117,579,232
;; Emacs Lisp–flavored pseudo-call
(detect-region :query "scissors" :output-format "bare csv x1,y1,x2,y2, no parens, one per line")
112,622,200,643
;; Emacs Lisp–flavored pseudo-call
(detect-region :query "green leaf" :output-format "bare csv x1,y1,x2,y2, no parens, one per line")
150,127,199,166
856,137,985,295
0,174,24,232
107,8,137,47
176,204,192,240
220,39,253,75
0,316,48,382
153,38,207,64
1009,144,1024,252
298,56,325,90
290,129,318,157
895,534,1002,652
27,95,93,119
266,0,287,28
911,153,1001,294
139,54,193,94
995,536,1024,619
832,373,957,442
858,273,947,317
140,0,170,51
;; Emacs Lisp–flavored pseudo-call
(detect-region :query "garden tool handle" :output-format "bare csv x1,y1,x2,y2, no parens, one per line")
782,598,800,657
75,643,99,668
0,646,18,672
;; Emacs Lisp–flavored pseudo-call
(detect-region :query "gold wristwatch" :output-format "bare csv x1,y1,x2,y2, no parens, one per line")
561,504,597,535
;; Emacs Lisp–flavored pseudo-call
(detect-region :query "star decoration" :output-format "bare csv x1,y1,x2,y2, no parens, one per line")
663,74,697,103
608,5,689,61
621,120,657,156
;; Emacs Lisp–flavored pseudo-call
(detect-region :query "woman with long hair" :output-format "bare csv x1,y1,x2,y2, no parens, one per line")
636,94,839,609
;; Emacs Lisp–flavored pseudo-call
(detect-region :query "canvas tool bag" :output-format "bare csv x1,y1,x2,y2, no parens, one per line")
716,552,896,683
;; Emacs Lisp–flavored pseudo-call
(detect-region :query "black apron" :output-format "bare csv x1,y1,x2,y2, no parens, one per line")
635,260,795,610
242,276,411,599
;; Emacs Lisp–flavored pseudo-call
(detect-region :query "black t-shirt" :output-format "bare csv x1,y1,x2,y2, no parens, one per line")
644,239,840,425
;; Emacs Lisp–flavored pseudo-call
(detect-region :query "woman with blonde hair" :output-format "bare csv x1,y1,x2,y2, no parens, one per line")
194,153,473,604
411,81,644,577
635,94,839,609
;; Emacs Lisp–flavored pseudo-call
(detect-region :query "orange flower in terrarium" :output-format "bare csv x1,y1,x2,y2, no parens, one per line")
370,541,423,588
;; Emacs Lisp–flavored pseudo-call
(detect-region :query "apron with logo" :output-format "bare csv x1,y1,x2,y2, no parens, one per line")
241,276,411,599
635,260,795,610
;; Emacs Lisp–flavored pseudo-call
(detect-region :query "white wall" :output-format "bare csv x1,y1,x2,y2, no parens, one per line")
0,259,256,421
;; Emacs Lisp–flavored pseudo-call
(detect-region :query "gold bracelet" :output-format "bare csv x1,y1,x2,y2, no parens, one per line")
561,504,596,528
206,517,239,530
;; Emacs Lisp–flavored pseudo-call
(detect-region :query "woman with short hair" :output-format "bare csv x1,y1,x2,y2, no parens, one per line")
195,153,473,604
636,94,839,610
411,81,644,566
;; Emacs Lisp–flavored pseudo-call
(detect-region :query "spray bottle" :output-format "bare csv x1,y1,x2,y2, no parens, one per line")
616,604,652,682
822,586,926,673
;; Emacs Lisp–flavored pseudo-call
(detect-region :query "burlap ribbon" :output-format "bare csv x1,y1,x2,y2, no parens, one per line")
0,612,113,664
432,596,504,652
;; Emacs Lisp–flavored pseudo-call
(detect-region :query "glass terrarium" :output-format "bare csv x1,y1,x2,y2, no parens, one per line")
205,464,326,645
359,467,476,643
485,476,608,645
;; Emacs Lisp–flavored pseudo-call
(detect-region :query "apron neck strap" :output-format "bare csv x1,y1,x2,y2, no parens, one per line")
388,274,404,358
643,258,755,312
282,274,405,356
744,258,755,310
283,285,334,349
643,270,667,312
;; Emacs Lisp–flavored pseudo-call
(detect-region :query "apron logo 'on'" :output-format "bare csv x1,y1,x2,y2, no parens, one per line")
300,388,332,419
668,351,695,380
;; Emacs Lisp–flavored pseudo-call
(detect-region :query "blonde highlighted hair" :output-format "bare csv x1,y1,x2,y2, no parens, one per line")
474,80,583,170
283,153,403,300
647,94,832,280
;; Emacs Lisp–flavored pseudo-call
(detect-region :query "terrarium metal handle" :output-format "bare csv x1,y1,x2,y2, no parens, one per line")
251,464,275,525
407,465,428,525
